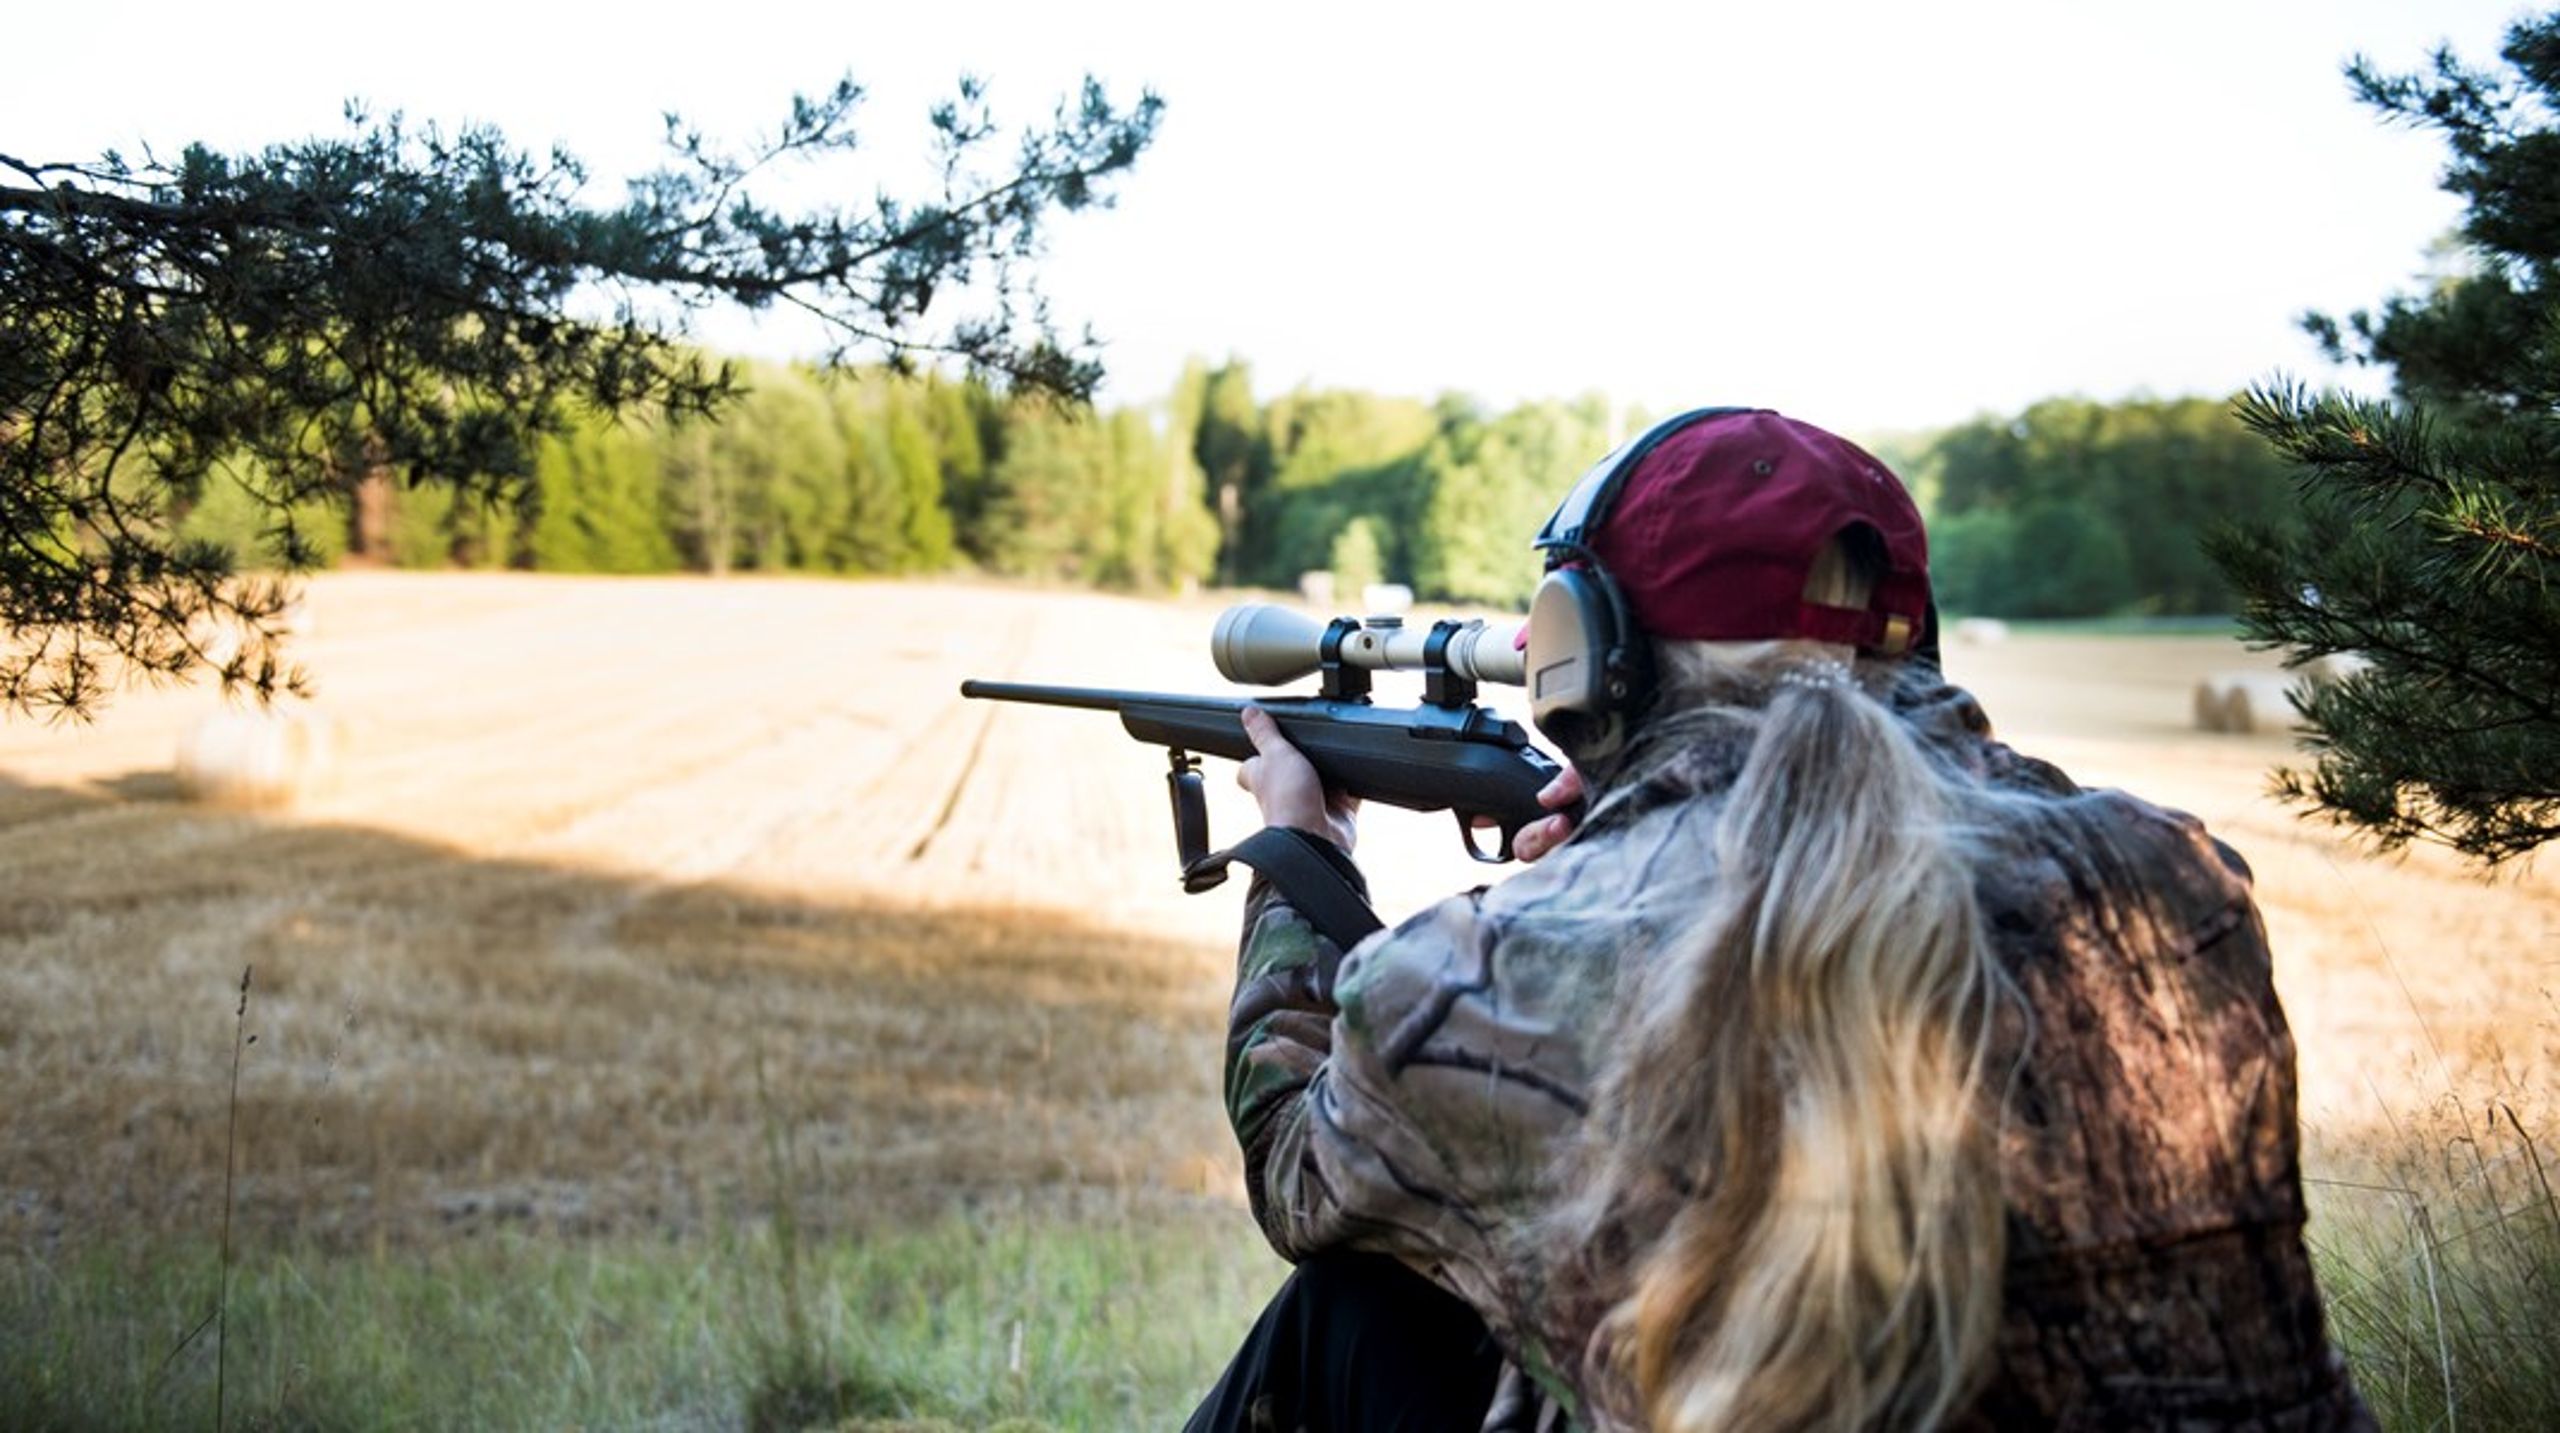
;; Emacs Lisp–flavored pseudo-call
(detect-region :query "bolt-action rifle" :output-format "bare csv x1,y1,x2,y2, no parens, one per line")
961,605,1565,893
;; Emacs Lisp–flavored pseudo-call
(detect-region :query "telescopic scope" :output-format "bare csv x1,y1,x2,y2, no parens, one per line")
1210,603,1527,689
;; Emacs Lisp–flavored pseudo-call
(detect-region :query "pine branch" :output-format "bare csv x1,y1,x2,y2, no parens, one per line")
1,75,1159,718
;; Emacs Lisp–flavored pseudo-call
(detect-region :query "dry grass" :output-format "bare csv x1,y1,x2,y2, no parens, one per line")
2306,1090,2560,1431
0,575,2553,1424
0,784,1247,1248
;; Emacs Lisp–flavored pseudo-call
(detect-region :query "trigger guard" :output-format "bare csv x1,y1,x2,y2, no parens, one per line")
1456,812,1515,864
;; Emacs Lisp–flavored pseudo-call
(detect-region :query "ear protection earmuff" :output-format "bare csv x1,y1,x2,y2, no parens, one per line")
1524,407,1754,761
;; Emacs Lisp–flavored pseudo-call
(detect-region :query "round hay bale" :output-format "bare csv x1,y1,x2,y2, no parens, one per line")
2192,679,2230,732
1952,617,2011,646
1296,570,1337,609
2219,674,2307,736
174,708,344,808
2223,681,2263,736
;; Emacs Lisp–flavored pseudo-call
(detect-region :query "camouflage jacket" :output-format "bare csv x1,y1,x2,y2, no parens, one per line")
1222,669,2372,1431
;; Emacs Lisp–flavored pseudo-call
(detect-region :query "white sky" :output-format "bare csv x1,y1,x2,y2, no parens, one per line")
9,1,2532,433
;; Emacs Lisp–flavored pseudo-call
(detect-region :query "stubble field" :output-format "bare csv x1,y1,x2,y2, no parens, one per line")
1,572,2553,1428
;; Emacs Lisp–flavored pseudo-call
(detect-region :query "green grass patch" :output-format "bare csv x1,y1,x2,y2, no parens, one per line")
1,1208,1283,1431
17,1147,2556,1430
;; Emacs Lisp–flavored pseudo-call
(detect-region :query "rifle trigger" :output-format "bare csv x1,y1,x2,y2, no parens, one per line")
1457,811,1515,864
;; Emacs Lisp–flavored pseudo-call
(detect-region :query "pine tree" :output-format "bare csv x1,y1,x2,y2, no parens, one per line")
2209,15,2560,863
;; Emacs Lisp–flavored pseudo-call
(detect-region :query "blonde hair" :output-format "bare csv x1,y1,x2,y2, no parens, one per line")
1560,538,2012,1432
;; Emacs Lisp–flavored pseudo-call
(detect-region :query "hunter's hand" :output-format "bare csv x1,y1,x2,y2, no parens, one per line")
1238,706,1360,854
1510,765,1586,863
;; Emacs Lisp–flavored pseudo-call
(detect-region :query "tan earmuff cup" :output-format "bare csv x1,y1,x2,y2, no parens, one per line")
1526,568,1619,738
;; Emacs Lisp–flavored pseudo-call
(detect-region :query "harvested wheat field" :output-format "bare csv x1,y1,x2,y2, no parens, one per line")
1,573,2554,1427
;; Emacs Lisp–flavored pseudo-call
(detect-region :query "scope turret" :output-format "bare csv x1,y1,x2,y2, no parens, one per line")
1211,603,1526,689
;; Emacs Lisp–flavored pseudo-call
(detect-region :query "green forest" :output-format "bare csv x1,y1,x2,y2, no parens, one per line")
182,355,2296,620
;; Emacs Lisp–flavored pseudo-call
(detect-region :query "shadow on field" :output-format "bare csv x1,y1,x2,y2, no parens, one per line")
0,772,1244,1254
95,769,185,802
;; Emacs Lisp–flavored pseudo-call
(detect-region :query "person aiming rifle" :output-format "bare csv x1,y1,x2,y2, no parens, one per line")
1187,409,2370,1431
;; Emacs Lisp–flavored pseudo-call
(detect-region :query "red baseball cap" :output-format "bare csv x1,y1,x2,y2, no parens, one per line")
1536,408,1931,656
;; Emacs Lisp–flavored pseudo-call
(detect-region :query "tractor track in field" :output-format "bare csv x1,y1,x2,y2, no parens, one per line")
904,613,1038,866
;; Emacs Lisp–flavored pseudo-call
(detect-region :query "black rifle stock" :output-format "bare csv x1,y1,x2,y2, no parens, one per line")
957,680,1565,884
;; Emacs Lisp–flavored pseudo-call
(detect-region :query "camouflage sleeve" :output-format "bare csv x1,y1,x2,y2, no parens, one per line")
1224,841,1366,1254
1231,873,1529,1271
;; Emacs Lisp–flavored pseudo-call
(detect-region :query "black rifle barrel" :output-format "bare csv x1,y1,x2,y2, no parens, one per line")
960,678,1561,861
958,681,1243,714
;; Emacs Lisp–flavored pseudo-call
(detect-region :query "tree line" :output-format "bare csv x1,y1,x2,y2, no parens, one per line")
1907,395,2299,618
173,358,2297,623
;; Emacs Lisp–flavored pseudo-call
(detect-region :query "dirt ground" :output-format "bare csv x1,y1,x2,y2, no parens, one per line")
0,573,2551,1245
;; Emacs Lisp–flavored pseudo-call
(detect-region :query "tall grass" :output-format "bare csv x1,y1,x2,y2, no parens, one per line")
20,1127,2554,1430
0,1212,1280,1430
2309,1100,2560,1431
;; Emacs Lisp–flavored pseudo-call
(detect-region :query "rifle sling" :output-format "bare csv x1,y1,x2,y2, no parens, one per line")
1186,827,1384,951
